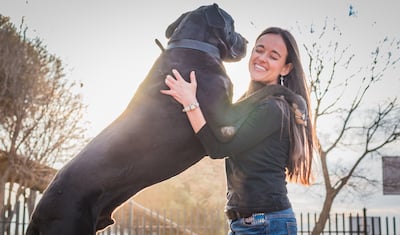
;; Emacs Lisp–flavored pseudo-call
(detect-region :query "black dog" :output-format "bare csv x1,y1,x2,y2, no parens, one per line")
26,4,303,235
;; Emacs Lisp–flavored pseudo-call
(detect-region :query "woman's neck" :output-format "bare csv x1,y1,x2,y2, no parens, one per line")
246,80,266,97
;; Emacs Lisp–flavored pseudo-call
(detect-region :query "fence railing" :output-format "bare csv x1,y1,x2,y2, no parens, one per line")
1,200,398,235
296,208,398,235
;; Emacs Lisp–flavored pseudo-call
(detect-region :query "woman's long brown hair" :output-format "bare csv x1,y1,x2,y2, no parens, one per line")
257,27,315,185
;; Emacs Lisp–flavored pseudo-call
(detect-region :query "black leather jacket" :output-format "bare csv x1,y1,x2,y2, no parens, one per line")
196,98,292,214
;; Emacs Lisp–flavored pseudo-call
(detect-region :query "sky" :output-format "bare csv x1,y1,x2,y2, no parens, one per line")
1,0,399,217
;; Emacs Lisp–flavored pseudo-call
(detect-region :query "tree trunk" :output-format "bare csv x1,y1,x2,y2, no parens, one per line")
311,191,335,235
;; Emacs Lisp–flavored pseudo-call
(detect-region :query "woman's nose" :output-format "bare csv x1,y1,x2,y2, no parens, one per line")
258,53,268,63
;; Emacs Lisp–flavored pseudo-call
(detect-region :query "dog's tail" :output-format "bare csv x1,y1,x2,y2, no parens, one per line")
155,38,165,52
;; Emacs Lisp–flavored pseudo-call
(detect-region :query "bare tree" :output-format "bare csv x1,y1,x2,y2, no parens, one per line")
298,20,400,234
0,15,88,232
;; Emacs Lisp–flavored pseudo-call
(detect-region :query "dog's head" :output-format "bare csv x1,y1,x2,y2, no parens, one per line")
165,3,247,62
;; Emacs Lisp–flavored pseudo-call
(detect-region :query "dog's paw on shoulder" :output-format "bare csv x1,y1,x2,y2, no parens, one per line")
220,126,237,140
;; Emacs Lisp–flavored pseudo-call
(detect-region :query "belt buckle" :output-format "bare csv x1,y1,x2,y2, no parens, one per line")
244,213,266,225
254,213,266,222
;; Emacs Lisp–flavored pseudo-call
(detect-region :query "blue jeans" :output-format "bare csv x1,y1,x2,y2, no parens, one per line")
227,208,297,235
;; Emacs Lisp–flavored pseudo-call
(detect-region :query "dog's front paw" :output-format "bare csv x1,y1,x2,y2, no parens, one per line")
220,126,237,139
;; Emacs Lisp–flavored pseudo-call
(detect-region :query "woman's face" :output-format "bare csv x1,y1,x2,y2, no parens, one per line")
248,33,293,85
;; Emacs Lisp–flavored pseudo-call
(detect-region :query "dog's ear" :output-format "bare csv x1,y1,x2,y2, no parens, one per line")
165,12,189,38
205,3,225,29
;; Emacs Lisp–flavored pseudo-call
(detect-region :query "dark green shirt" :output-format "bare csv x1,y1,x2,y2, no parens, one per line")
196,98,292,214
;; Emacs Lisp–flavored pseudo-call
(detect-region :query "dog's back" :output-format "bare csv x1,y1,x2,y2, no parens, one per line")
26,4,248,234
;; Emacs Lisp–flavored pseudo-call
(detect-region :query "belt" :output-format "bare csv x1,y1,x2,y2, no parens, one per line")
225,210,253,220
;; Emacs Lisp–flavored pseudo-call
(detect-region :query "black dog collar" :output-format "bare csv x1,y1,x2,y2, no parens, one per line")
166,39,221,60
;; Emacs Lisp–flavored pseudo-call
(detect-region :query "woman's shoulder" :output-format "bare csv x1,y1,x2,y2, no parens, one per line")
258,96,286,110
249,97,287,121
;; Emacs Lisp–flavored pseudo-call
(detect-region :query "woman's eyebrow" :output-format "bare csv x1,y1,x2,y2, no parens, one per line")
272,50,281,57
255,44,282,58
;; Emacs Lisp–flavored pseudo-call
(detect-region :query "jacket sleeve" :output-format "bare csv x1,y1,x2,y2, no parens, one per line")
195,99,283,159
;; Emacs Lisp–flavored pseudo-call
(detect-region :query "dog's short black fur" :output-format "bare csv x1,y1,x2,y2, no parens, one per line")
26,4,303,235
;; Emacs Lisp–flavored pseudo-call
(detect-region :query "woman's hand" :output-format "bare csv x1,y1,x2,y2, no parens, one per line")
160,69,198,107
161,69,206,133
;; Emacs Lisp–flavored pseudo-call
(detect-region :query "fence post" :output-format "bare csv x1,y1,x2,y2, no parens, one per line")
299,213,303,234
328,213,332,233
363,208,367,235
335,213,338,235
342,213,345,235
393,216,397,235
128,202,132,235
350,213,353,234
14,201,20,235
23,195,27,234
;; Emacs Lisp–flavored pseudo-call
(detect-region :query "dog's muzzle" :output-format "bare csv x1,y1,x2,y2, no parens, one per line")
223,33,247,62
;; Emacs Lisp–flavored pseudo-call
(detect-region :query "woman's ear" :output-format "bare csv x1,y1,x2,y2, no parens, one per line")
281,63,293,76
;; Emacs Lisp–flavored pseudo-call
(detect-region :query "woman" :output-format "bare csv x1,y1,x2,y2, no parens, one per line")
161,27,314,235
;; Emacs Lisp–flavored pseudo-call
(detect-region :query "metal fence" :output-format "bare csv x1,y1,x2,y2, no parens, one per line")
1,200,398,235
296,209,398,235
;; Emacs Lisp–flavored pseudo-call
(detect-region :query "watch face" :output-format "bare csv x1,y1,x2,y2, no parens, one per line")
182,102,199,112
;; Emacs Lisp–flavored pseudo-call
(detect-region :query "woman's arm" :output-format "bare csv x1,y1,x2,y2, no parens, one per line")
197,100,283,158
161,69,283,158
